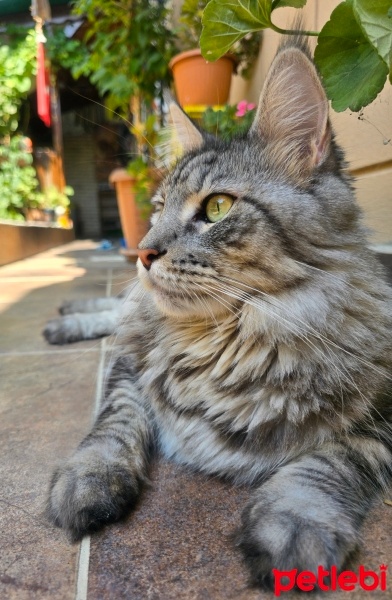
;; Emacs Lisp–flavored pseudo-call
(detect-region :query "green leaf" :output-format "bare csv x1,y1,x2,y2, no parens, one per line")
200,0,273,62
314,0,388,112
273,0,307,8
353,0,392,78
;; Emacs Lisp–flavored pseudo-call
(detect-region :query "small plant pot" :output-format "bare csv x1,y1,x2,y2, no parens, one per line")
169,48,236,108
109,168,150,258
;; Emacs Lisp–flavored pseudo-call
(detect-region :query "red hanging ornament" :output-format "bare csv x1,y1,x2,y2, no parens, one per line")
37,41,51,127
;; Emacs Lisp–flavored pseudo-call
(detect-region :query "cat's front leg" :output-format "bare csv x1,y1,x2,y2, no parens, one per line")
237,440,391,589
43,310,119,344
47,356,153,541
59,297,124,315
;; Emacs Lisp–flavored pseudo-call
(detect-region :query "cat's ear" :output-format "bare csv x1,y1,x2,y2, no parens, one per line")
169,103,204,153
250,46,331,182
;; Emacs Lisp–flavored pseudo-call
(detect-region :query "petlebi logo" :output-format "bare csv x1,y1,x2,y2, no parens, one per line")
273,565,388,596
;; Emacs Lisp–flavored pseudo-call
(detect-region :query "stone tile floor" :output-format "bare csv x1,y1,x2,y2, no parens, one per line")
0,240,391,600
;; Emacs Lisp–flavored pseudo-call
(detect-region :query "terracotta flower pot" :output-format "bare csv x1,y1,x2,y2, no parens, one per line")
109,168,150,258
169,48,236,108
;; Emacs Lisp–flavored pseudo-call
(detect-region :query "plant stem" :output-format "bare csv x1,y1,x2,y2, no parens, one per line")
270,23,319,37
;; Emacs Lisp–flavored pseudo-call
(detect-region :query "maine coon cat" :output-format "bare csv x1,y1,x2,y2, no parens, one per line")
48,40,392,588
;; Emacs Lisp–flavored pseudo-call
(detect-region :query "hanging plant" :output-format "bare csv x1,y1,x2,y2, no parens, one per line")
200,0,392,112
70,0,176,114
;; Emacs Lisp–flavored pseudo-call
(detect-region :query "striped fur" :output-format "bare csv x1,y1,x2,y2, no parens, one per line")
48,42,392,587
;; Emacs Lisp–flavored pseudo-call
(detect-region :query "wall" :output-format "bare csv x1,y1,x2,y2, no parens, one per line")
62,113,101,239
62,133,101,238
229,0,392,244
0,221,74,267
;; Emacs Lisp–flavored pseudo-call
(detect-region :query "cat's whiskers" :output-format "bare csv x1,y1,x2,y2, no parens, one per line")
167,270,356,398
105,284,147,370
205,279,347,429
68,88,156,155
191,285,222,329
107,274,141,299
202,280,326,373
203,275,392,440
206,279,305,338
193,281,240,320
217,274,392,383
292,259,359,291
123,281,145,307
191,287,223,332
205,280,370,401
207,278,392,437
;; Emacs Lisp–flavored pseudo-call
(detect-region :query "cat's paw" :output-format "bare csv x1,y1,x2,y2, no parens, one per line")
43,316,83,344
47,449,140,541
237,493,358,590
59,300,78,315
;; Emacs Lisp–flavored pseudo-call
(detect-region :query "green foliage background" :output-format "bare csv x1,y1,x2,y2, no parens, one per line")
0,28,41,220
71,0,176,113
0,136,41,220
0,27,74,221
200,0,392,112
0,28,36,138
1,0,390,220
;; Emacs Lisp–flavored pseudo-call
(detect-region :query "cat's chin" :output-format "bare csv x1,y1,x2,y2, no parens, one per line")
141,279,229,319
150,288,228,320
152,294,201,318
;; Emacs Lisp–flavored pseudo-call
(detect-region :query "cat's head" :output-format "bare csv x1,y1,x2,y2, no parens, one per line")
137,43,359,319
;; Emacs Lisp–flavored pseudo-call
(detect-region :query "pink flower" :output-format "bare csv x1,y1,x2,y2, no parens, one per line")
235,100,248,117
235,100,257,117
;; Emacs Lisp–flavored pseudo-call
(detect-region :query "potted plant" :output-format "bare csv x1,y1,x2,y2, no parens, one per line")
109,114,164,258
169,0,261,108
109,163,147,259
36,185,74,226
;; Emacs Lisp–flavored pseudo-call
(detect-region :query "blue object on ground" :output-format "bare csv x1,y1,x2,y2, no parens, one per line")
97,240,114,251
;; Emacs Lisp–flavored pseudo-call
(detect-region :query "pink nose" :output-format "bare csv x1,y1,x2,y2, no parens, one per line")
137,248,159,270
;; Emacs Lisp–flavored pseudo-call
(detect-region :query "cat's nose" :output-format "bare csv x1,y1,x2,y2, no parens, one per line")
137,248,160,271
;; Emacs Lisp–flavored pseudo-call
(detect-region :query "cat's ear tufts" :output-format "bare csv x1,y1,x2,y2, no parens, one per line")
169,103,204,154
250,46,331,182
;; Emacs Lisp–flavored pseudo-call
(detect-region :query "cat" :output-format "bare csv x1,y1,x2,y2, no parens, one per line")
47,40,392,589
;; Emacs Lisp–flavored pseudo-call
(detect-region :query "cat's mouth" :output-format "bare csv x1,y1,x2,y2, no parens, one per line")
137,260,236,319
150,280,201,317
138,264,223,317
138,266,182,295
138,266,192,305
150,279,187,300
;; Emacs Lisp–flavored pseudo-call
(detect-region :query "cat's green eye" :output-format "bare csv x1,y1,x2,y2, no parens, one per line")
205,194,234,223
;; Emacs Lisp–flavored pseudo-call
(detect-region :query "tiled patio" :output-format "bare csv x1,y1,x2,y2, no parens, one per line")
0,240,391,600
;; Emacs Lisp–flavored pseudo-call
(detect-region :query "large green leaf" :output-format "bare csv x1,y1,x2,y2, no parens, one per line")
273,0,307,8
200,0,273,61
353,0,392,79
314,0,388,111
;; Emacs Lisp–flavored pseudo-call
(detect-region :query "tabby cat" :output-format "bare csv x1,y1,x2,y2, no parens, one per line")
48,41,392,588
